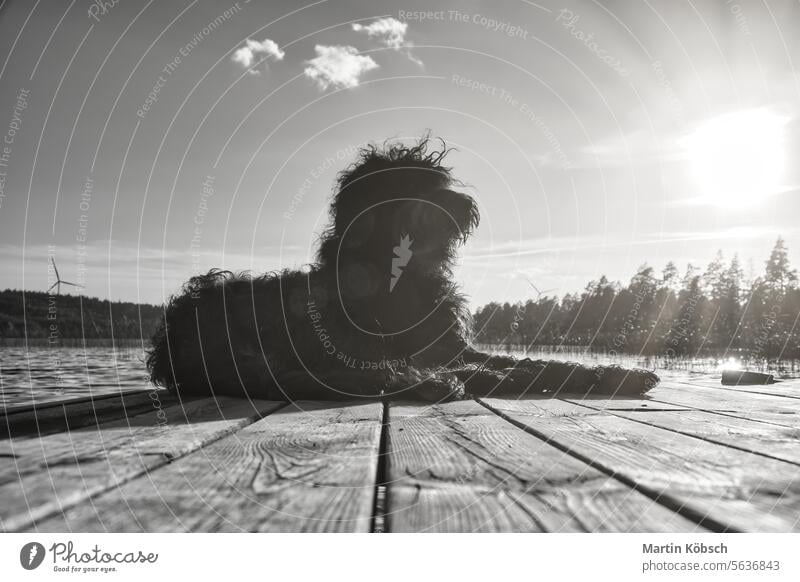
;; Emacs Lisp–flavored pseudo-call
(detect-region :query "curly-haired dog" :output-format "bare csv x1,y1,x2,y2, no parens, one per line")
147,138,658,401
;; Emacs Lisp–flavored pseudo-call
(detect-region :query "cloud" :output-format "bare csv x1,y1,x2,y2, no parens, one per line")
303,45,378,90
462,227,789,264
352,17,407,49
231,38,285,75
352,17,423,66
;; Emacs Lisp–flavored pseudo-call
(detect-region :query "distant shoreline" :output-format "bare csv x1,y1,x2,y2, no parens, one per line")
0,289,163,341
0,337,147,348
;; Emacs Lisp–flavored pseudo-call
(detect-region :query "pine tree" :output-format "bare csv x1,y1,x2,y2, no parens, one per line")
703,250,726,300
666,275,704,356
682,263,699,287
726,255,744,303
717,255,744,350
764,237,797,294
662,261,679,290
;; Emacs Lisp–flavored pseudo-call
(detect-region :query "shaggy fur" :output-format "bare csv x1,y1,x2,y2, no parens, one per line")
148,138,658,401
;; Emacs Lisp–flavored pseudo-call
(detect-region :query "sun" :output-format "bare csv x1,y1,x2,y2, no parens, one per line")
685,109,786,208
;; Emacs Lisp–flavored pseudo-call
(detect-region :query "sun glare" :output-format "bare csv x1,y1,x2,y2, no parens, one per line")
717,357,742,372
685,109,786,208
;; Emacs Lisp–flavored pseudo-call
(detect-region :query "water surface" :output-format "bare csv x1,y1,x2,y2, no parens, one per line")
3,343,798,410
1,345,149,410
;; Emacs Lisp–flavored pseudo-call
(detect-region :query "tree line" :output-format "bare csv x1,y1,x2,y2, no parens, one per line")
473,237,800,361
0,289,163,340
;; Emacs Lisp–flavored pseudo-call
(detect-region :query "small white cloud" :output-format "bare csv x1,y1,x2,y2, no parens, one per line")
352,17,407,49
304,45,378,90
232,38,285,75
352,17,423,66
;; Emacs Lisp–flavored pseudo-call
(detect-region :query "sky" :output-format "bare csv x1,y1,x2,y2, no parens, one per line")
0,0,799,307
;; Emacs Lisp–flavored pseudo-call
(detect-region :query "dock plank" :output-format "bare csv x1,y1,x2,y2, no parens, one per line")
645,382,800,428
1,397,281,532
33,401,383,532
679,378,800,400
387,400,701,532
0,389,174,438
2,396,239,480
480,398,800,532
563,398,800,465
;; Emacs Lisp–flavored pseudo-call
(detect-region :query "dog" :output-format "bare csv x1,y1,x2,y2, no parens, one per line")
147,137,658,401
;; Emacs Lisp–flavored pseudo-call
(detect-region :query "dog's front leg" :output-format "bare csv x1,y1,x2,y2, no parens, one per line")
455,348,660,397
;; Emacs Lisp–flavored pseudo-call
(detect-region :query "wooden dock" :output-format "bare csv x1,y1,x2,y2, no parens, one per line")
2,376,799,532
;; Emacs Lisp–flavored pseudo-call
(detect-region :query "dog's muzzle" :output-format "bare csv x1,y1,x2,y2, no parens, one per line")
408,189,478,239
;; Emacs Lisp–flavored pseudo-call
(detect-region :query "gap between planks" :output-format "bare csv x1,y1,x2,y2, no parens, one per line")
369,401,390,533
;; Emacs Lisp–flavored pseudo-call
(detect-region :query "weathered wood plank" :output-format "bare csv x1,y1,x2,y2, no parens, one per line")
0,389,174,438
387,400,701,532
645,382,800,428
550,396,689,413
679,378,800,400
33,401,383,532
480,398,800,532
563,398,800,465
1,396,234,481
1,397,282,532
1,388,147,414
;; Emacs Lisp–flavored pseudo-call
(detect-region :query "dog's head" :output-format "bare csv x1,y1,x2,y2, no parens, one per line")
317,137,479,298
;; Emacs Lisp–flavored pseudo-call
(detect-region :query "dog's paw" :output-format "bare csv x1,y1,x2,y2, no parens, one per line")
592,365,659,396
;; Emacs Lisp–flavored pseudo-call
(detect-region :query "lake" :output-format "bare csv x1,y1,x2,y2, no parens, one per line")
479,343,800,376
0,345,149,409
2,343,798,410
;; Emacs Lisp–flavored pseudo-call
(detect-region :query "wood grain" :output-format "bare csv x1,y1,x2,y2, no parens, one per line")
677,377,800,400
645,381,800,428
564,398,800,465
1,396,281,532
480,397,800,532
1,396,246,480
33,401,383,532
386,400,701,532
5,375,798,533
